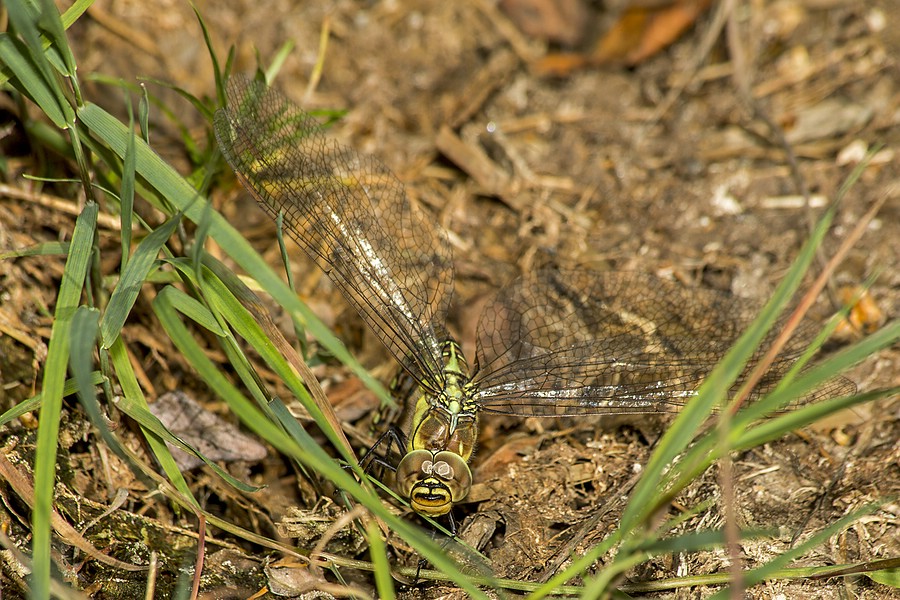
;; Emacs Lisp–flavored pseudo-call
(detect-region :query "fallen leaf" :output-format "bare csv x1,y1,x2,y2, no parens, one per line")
592,0,713,66
150,390,268,470
500,0,589,45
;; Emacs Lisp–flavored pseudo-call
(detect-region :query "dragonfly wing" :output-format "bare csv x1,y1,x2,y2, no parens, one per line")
214,77,453,390
472,269,852,417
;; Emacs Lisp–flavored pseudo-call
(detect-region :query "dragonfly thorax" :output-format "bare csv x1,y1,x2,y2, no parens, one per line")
407,399,477,460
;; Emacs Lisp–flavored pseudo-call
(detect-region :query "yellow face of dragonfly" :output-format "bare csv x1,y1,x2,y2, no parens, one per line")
396,448,472,517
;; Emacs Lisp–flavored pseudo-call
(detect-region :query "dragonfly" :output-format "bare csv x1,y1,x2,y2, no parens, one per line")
214,76,854,518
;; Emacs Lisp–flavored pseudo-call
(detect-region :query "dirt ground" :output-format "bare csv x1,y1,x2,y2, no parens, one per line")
1,0,899,597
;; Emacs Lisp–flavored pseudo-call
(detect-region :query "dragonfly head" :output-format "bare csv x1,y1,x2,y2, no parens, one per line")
396,449,472,517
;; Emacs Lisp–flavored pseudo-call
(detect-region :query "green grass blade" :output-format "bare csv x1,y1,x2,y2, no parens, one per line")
54,0,94,30
120,108,137,263
157,266,285,421
0,372,105,428
739,388,896,450
197,260,357,464
0,33,68,128
733,321,900,449
0,240,68,260
69,307,143,474
526,531,621,599
153,275,228,335
34,0,78,79
264,41,295,85
151,286,323,474
0,0,90,87
269,398,475,572
662,325,899,496
69,305,100,409
107,336,197,503
191,4,226,107
706,502,887,599
150,287,488,596
31,200,97,599
112,394,262,493
367,519,396,600
2,0,74,127
619,199,835,537
99,213,180,348
867,566,900,587
138,83,151,143
163,258,280,395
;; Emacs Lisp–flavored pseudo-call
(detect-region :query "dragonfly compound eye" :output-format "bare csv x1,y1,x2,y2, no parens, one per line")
396,449,473,517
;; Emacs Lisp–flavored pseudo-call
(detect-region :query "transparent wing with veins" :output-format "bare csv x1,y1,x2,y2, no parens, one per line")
471,270,856,416
214,77,453,392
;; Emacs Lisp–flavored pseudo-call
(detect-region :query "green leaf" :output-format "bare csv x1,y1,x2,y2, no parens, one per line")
35,0,79,79
706,502,886,599
2,0,75,127
0,372,105,428
107,336,197,503
153,281,228,336
31,200,97,599
100,213,181,348
0,240,69,259
867,567,900,587
120,108,137,263
368,518,396,600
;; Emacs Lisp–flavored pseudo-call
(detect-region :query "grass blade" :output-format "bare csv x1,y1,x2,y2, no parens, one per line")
99,214,180,348
31,201,96,598
107,336,197,503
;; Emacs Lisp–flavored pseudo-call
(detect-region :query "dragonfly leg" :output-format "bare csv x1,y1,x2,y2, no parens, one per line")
358,425,407,473
411,509,460,584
